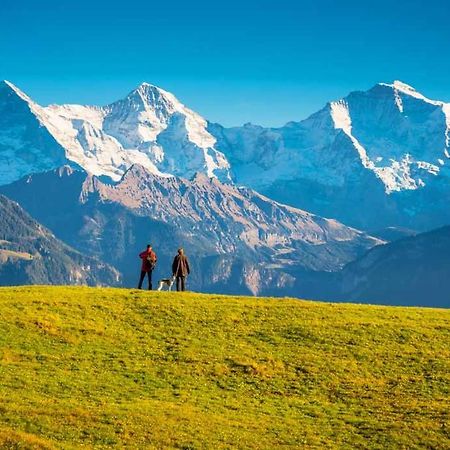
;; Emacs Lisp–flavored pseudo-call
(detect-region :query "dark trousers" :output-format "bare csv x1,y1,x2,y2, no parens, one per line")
138,270,153,290
176,276,186,292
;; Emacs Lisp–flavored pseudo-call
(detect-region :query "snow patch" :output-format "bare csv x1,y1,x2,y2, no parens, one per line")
330,100,352,135
394,89,404,112
442,103,450,148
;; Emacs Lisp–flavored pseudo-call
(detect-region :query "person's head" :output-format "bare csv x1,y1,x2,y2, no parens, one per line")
147,244,152,249
178,248,184,255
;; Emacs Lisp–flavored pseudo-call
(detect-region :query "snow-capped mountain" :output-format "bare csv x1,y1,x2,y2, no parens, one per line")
214,81,450,193
211,81,450,230
2,79,450,231
0,80,231,185
0,81,69,185
0,165,380,295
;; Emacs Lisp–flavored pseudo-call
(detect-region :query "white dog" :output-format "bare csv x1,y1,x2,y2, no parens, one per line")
157,276,175,291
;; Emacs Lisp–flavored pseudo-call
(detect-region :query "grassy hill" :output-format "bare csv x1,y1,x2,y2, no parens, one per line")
0,287,449,449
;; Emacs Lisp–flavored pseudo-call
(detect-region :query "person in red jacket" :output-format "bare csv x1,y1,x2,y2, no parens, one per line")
138,244,157,290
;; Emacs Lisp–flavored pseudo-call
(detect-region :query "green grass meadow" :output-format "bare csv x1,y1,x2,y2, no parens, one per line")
0,286,449,449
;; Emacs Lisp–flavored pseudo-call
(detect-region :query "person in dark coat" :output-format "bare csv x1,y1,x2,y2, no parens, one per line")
172,248,190,292
138,244,157,290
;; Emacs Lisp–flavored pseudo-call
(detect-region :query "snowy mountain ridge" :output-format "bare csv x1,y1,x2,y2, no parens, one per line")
212,79,450,195
0,80,231,185
208,80,450,229
1,78,450,231
328,81,450,193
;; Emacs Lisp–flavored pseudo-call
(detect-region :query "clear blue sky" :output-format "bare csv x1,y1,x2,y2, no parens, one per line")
1,0,449,127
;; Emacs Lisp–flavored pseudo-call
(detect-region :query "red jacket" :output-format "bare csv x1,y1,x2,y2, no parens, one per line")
139,248,157,272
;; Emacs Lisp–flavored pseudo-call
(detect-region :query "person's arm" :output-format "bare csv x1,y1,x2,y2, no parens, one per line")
185,257,190,275
139,251,146,259
172,257,177,275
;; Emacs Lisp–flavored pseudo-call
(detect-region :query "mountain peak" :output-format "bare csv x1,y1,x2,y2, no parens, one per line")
119,81,181,113
372,80,448,109
0,80,30,101
377,80,418,95
129,82,174,100
376,80,441,104
1,79,13,88
1,79,18,89
391,80,417,92
133,81,163,93
136,81,160,89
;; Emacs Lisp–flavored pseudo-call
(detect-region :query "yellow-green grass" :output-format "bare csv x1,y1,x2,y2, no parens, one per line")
0,286,449,449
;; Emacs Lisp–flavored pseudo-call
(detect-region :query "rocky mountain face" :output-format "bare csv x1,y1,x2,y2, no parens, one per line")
340,226,450,307
0,194,120,286
0,166,380,295
211,81,450,231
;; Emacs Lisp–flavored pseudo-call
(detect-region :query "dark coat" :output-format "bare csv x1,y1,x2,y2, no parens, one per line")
172,254,190,277
139,248,157,272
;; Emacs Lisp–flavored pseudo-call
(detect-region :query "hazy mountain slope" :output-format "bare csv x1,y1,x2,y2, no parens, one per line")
0,166,380,295
341,226,450,307
369,226,417,242
0,194,120,286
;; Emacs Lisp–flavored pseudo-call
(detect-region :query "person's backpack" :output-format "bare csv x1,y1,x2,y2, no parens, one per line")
146,252,157,270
